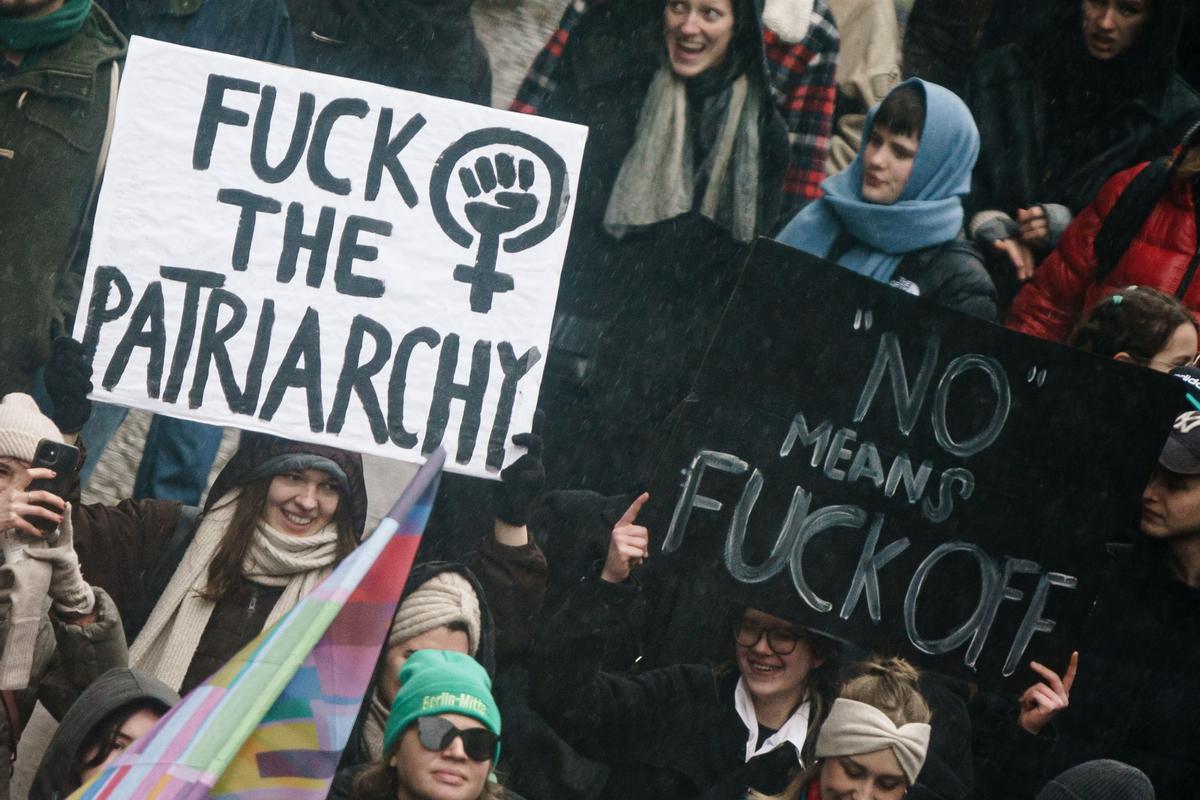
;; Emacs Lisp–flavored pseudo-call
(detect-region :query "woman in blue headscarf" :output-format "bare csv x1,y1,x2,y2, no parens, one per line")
776,78,997,321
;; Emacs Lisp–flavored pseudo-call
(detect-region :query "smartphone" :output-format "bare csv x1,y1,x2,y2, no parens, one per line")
26,439,80,534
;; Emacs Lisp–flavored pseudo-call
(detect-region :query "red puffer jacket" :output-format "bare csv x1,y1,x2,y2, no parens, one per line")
1006,163,1200,341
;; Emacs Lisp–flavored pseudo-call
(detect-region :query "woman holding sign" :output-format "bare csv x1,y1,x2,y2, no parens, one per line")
776,78,998,321
530,492,842,800
67,429,367,694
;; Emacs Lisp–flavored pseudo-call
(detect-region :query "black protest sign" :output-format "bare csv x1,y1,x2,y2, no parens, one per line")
648,239,1179,688
75,38,586,478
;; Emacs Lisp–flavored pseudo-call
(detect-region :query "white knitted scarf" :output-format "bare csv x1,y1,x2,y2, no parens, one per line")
130,490,340,691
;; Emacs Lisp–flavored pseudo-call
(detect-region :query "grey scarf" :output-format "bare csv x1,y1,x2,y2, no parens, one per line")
604,65,763,242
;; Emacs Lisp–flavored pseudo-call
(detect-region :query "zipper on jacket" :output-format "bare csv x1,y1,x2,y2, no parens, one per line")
1175,178,1200,300
242,592,259,640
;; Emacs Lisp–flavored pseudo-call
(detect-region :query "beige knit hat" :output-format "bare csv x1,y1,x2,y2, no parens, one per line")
0,394,63,463
389,571,481,656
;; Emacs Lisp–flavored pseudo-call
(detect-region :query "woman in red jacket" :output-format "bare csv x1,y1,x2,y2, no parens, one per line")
1007,122,1200,341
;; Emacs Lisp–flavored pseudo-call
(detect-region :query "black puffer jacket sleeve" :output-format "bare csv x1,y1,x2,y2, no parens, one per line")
37,587,129,720
894,239,999,322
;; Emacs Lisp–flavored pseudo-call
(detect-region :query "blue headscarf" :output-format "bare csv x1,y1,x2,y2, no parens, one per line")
775,78,980,283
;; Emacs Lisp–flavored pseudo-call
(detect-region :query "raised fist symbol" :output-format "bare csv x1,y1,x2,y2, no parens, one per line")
452,154,539,313
462,154,539,236
430,129,570,314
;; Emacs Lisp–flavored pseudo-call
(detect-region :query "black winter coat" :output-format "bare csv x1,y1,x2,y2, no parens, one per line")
531,0,792,493
964,43,1200,225
891,239,998,322
532,577,804,800
533,0,789,327
975,544,1200,799
420,489,646,800
287,0,490,105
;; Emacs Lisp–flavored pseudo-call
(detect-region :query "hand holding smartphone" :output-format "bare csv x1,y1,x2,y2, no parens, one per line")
14,439,78,535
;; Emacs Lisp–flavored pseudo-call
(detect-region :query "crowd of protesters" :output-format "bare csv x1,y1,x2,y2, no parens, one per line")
3,0,1200,798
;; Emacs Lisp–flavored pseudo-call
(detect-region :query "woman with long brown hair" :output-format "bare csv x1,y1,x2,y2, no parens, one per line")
1068,286,1197,372
70,431,367,694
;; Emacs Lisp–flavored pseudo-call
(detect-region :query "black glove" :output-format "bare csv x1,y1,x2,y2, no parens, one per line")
493,411,545,527
43,337,93,434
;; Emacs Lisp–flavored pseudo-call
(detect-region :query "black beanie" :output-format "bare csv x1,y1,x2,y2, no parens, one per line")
1035,760,1155,800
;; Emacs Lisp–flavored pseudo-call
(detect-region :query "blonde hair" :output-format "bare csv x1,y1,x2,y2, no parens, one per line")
747,657,931,800
839,657,931,728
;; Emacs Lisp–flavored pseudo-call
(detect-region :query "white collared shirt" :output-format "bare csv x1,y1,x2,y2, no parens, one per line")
733,676,812,762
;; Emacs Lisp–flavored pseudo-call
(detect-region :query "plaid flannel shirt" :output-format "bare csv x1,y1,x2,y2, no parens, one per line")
511,0,840,213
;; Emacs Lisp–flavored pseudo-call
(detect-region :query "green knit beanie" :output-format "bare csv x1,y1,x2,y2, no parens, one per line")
383,650,501,763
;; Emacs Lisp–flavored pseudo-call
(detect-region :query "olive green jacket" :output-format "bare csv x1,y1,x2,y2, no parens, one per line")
0,6,125,393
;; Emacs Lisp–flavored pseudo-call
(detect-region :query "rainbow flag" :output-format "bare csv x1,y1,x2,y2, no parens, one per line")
73,450,445,799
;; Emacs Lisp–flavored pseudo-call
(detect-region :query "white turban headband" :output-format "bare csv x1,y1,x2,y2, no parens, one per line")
815,698,931,783
389,571,481,656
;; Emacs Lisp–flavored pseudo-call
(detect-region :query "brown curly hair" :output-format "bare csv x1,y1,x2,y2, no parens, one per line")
1069,286,1196,366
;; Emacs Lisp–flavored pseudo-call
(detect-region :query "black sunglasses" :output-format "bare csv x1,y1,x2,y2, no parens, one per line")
415,716,497,762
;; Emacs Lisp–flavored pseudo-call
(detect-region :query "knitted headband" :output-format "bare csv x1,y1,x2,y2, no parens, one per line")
815,698,931,783
0,393,63,464
390,571,481,656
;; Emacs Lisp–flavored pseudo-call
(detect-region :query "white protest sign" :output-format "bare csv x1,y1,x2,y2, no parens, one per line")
75,37,587,479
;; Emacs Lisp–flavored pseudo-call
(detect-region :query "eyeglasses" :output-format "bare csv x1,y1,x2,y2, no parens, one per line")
733,620,804,655
415,716,497,763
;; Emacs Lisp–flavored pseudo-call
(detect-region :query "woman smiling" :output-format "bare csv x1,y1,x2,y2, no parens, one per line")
530,495,840,800
516,0,839,490
70,431,367,693
751,659,932,800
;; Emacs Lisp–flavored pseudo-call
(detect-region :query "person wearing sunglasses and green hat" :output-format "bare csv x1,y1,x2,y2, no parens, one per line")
348,649,507,800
